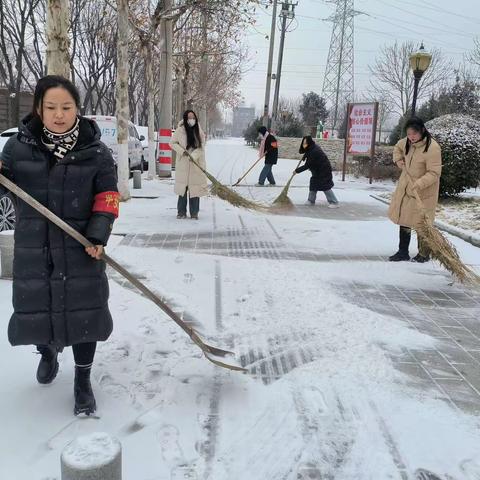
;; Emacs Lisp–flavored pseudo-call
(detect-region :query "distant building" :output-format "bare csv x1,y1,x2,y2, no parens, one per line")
232,107,255,137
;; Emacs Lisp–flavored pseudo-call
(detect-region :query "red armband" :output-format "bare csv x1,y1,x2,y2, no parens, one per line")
92,191,120,218
271,141,278,149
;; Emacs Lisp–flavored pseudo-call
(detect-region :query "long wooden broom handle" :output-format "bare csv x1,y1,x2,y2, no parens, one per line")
0,173,247,371
232,154,266,186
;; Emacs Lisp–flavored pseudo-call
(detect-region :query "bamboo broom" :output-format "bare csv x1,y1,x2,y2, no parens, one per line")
271,159,304,209
407,173,480,285
179,147,266,211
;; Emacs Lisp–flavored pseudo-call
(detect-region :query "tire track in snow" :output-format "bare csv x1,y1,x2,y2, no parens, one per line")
199,259,223,480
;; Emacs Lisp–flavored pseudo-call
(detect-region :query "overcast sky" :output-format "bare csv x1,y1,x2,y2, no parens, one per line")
238,0,480,117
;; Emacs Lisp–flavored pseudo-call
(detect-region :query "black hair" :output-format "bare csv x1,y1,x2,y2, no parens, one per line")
32,75,81,119
404,116,431,154
182,110,202,149
258,126,268,136
299,135,315,154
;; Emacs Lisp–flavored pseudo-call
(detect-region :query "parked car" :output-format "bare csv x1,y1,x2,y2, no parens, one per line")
0,128,18,231
135,125,149,171
0,127,18,153
85,115,145,174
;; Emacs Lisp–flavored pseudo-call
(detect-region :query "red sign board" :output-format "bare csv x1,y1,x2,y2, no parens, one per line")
347,103,377,155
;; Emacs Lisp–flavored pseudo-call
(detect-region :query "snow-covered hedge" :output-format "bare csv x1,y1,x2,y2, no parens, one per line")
426,114,480,196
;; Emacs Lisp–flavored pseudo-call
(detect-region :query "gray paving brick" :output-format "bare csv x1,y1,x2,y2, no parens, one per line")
441,326,480,350
437,339,480,365
408,349,461,380
435,379,480,414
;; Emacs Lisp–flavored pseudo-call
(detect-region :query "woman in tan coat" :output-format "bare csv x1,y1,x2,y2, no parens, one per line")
388,117,442,262
171,110,208,219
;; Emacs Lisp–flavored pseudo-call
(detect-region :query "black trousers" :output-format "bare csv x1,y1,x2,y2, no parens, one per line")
72,342,97,366
398,226,430,257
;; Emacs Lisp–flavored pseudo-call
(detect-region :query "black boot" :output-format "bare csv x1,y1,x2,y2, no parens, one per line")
74,365,96,416
389,226,411,261
412,253,430,263
36,345,59,384
389,250,411,261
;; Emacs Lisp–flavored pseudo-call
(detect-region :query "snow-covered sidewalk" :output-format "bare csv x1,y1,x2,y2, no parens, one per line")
1,138,480,479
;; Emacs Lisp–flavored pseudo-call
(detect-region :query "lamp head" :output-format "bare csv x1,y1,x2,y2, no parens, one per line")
409,43,432,74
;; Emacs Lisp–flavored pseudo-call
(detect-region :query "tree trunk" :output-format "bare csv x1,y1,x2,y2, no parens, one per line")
115,0,130,200
46,0,71,78
157,0,173,178
143,44,156,180
199,1,208,130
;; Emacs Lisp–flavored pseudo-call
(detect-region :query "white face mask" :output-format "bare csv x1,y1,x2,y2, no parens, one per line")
187,119,196,127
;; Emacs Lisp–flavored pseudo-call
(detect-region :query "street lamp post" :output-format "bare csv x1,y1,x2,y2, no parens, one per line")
409,43,432,116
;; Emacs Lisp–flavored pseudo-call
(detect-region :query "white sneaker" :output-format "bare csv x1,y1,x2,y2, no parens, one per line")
328,203,340,208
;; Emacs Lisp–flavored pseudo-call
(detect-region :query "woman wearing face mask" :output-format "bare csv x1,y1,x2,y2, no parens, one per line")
171,110,208,219
388,116,442,262
0,75,119,415
293,135,339,207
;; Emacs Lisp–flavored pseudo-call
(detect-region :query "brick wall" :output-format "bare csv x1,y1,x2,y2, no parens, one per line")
277,137,345,168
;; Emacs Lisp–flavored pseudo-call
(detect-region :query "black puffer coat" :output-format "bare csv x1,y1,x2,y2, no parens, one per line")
0,115,118,348
295,140,334,192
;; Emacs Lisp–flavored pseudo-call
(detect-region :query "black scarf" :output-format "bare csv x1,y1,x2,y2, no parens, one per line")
41,117,80,160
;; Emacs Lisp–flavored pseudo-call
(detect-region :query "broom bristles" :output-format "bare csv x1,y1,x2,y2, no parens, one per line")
203,169,266,211
184,152,265,211
417,215,480,285
271,172,296,209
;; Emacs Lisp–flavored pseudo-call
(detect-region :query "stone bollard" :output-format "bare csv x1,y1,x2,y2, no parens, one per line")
0,230,14,278
61,432,122,480
133,170,142,189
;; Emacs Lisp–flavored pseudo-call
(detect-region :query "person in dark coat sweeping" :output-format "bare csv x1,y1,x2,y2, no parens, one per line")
294,136,339,207
0,75,119,416
256,126,278,186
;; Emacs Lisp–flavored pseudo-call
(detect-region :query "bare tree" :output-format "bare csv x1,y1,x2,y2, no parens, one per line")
469,37,480,71
369,41,453,117
173,0,256,132
0,0,43,125
69,0,117,114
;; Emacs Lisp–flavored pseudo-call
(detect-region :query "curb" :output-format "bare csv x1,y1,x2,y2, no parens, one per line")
369,194,480,249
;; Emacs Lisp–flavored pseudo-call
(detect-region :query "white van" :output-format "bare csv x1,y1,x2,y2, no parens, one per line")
85,115,145,173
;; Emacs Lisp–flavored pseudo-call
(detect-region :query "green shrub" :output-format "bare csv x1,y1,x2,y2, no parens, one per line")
426,114,480,197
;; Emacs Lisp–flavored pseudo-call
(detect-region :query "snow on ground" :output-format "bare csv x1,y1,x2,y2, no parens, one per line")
1,138,480,479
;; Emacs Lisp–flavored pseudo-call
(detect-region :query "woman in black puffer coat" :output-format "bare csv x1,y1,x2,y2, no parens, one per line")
0,76,119,416
294,135,339,207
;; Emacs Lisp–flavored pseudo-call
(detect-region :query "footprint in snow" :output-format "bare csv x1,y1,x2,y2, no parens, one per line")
171,465,198,479
414,469,445,480
157,424,186,465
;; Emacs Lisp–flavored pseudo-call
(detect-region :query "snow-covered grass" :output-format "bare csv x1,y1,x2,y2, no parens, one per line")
1,138,480,479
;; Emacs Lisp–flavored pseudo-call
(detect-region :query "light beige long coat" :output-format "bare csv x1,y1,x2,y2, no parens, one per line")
171,121,208,198
388,137,442,228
